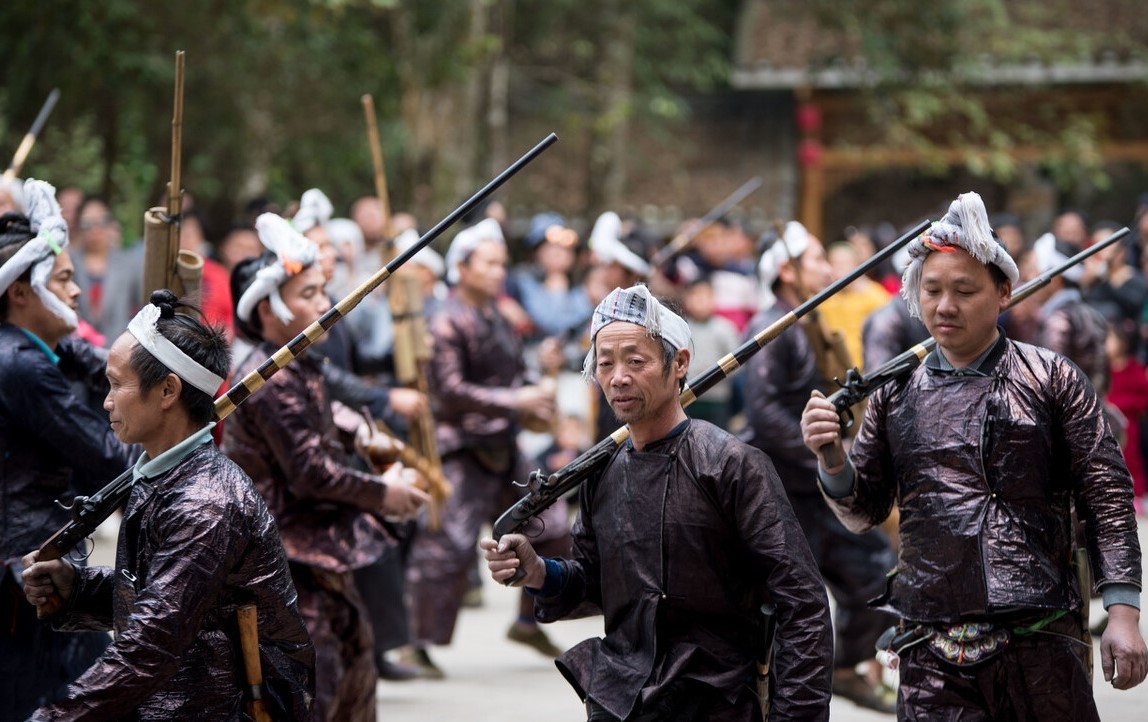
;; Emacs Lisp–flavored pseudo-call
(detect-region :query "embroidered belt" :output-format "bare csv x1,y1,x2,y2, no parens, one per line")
926,621,1011,665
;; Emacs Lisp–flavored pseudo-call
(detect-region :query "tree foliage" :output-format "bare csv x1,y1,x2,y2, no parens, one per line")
0,0,738,234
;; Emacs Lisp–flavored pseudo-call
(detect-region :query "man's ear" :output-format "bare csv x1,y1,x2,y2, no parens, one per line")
255,297,274,328
674,348,691,380
159,373,183,409
6,280,31,308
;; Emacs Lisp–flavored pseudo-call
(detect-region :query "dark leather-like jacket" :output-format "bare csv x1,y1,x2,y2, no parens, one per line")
428,295,526,456
224,342,389,573
741,301,825,497
0,326,136,565
35,442,314,721
536,420,833,721
832,335,1142,622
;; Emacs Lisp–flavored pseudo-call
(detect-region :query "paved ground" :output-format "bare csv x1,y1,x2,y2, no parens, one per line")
90,512,1148,720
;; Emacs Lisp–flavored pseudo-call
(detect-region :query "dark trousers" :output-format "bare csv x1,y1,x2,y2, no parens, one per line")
898,616,1098,721
352,538,411,656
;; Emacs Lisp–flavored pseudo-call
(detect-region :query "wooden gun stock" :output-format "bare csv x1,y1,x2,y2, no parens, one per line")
237,604,273,722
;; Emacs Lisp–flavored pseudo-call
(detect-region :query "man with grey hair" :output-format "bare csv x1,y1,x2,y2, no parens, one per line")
802,191,1145,720
484,284,833,721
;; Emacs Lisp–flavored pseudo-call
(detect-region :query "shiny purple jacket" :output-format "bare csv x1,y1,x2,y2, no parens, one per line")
428,295,526,455
832,336,1142,622
225,343,389,573
35,442,314,721
535,420,833,721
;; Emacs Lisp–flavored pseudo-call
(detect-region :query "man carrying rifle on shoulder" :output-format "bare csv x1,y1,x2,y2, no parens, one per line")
21,289,314,720
801,191,1146,720
484,283,833,721
744,221,899,714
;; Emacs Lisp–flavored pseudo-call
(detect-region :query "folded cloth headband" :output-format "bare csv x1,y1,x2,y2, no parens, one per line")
582,283,692,379
236,213,319,324
293,188,333,234
0,179,77,329
1031,232,1084,284
757,220,812,309
127,304,225,395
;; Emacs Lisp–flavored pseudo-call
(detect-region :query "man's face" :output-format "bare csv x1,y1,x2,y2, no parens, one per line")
305,225,337,283
593,321,686,428
17,250,81,342
457,240,507,301
919,248,1010,364
104,333,164,448
780,235,832,297
262,265,330,343
77,202,121,253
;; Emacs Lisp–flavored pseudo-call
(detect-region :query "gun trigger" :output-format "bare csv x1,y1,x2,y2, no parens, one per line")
55,496,76,512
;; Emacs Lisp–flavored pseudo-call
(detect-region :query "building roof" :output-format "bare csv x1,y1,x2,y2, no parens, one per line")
732,0,1148,89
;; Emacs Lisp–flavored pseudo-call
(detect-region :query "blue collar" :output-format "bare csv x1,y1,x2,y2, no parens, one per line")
132,423,216,482
17,327,59,365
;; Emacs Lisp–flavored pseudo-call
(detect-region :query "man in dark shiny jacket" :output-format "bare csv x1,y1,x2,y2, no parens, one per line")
743,221,898,713
407,218,569,675
0,184,134,722
485,284,833,721
802,192,1146,720
22,292,314,720
224,213,427,721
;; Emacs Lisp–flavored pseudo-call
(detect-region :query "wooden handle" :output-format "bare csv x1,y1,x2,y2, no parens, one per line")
35,592,64,619
236,604,272,722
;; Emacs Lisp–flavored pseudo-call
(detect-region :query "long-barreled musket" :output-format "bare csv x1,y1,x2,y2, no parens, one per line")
492,218,932,559
32,133,558,617
820,226,1131,448
142,51,201,306
4,88,60,180
649,176,763,270
361,93,450,527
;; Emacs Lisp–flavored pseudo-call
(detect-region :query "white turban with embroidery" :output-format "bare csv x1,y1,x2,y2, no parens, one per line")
901,191,1019,319
582,283,691,379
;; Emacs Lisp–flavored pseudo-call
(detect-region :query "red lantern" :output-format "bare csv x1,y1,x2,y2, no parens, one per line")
797,138,823,168
796,103,822,134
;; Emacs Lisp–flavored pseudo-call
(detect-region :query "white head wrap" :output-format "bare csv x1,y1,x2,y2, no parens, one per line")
0,176,25,212
236,213,319,325
588,211,650,277
394,228,445,279
0,179,77,328
126,303,225,395
292,188,333,235
445,218,504,285
326,217,364,258
1031,232,1083,284
756,221,811,309
901,191,1019,319
581,284,692,379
